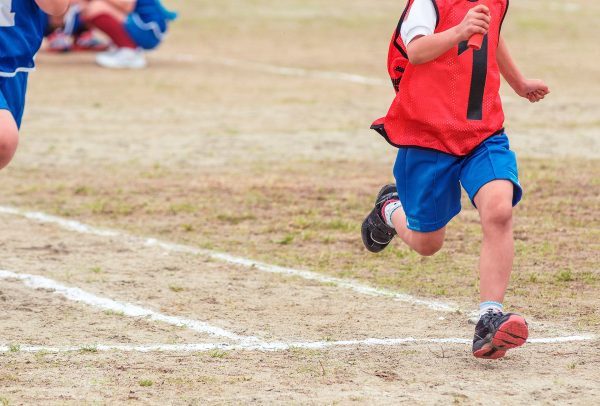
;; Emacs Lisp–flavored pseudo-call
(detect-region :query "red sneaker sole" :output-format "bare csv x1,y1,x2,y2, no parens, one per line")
473,343,506,359
492,315,529,350
473,315,529,359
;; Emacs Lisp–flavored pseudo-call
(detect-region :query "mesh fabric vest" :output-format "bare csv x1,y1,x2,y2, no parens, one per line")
374,0,509,156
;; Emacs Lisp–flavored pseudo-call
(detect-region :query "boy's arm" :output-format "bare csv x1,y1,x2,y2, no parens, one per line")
34,0,69,16
497,36,550,103
407,4,490,65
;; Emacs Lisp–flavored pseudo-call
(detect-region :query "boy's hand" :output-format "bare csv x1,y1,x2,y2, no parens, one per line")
517,79,550,103
455,5,491,43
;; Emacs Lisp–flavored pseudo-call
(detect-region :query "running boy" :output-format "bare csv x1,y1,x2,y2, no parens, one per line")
361,0,549,359
81,0,177,69
0,0,68,169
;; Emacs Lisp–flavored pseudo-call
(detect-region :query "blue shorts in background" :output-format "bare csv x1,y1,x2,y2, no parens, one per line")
393,134,522,233
124,0,177,50
0,72,29,129
125,13,164,50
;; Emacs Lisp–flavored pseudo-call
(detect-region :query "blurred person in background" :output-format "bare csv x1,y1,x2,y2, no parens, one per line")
44,0,109,52
81,0,177,69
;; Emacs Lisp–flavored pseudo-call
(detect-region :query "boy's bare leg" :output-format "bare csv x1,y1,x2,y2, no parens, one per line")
0,110,19,170
390,209,446,257
470,180,528,359
473,180,515,303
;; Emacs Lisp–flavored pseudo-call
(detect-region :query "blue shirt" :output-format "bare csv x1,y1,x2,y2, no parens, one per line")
0,0,45,77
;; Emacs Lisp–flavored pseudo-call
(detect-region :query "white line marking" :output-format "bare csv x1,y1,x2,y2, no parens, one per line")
528,335,597,344
0,269,255,343
157,53,390,87
1,206,593,340
163,52,581,134
0,205,457,312
1,335,595,354
2,269,595,352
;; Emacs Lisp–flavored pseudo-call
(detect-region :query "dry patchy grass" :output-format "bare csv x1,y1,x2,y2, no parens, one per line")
2,156,598,329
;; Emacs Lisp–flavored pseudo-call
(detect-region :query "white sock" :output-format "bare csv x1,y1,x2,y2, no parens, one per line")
383,200,403,228
479,301,504,317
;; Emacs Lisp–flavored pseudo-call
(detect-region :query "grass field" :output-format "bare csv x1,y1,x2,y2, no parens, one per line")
1,0,599,404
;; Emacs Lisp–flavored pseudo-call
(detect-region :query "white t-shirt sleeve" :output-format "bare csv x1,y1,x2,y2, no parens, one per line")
400,0,437,45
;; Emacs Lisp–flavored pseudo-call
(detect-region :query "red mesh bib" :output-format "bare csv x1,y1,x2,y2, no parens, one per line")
373,0,509,156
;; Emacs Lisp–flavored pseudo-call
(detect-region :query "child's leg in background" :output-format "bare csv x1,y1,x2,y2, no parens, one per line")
82,0,136,48
83,0,128,22
0,74,28,170
0,110,19,170
474,180,514,303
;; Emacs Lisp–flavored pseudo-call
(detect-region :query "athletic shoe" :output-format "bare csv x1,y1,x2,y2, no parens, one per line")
96,48,147,69
73,31,110,52
472,310,529,359
361,184,398,253
46,30,73,53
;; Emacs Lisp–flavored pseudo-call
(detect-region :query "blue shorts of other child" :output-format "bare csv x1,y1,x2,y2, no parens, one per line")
393,133,522,233
0,72,28,129
125,13,163,50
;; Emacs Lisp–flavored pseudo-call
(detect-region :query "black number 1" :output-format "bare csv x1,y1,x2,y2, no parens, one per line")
458,35,488,120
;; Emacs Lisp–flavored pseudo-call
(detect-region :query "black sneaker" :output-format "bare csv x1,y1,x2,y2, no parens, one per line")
472,311,529,359
361,184,398,253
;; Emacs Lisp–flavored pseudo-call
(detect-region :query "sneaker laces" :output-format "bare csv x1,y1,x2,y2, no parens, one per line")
475,310,503,341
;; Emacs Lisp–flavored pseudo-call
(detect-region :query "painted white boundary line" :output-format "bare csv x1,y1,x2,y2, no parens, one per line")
159,53,390,87
0,205,457,312
1,206,594,342
0,270,596,353
2,334,596,355
1,268,596,353
0,269,255,343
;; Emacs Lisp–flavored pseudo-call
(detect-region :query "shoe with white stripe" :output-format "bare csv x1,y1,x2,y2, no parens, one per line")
361,184,398,253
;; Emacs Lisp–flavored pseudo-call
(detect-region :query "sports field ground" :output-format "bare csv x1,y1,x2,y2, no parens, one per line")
1,0,599,404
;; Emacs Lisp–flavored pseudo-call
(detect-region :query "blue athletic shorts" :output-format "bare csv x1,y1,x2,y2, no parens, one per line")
0,72,29,129
125,13,163,50
393,134,522,233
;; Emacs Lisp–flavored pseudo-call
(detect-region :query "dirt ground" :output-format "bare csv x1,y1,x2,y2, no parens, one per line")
1,212,598,405
1,0,599,404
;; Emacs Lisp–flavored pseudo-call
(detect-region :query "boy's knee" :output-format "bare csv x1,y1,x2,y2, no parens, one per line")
481,200,513,228
413,236,444,257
